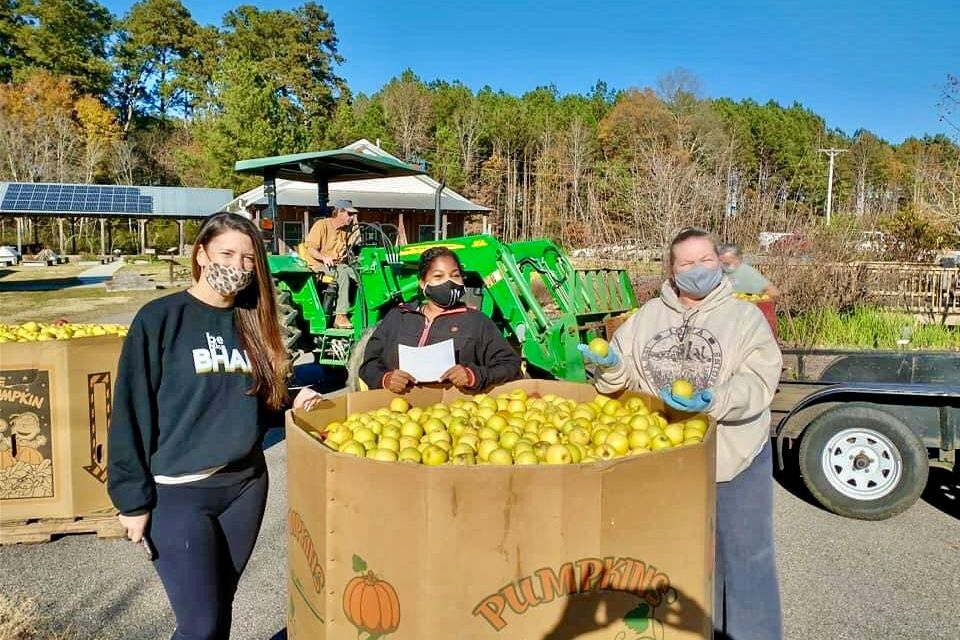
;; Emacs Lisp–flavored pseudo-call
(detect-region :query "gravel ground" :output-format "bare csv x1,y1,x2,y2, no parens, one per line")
0,443,957,640
0,437,288,640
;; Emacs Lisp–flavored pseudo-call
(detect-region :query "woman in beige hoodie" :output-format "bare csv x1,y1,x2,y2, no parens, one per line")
580,227,784,640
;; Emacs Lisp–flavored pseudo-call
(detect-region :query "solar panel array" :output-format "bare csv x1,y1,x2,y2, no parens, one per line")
1,183,154,214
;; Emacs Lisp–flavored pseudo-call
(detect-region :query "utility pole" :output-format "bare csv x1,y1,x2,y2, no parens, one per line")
819,147,847,225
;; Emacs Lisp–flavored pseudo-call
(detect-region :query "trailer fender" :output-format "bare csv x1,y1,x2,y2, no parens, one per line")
774,383,960,470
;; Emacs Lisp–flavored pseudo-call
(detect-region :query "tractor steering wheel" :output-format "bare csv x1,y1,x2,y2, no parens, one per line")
350,222,400,265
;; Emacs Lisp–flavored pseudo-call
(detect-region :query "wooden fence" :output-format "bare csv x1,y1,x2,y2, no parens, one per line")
574,257,960,324
860,262,959,319
757,261,960,324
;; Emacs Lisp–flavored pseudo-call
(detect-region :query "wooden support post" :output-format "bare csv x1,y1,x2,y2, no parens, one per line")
397,212,407,245
441,213,448,239
99,218,106,257
139,219,146,255
16,217,22,256
178,220,184,256
58,218,65,255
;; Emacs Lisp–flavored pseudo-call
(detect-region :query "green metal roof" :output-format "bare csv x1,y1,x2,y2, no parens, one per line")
234,148,423,183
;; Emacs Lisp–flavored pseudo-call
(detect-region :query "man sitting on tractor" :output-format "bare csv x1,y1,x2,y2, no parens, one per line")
304,199,360,329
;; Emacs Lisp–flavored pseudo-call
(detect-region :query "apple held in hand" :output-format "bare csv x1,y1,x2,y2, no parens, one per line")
670,379,695,400
588,337,609,358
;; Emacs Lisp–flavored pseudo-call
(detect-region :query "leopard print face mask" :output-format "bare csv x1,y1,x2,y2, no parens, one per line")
204,261,254,297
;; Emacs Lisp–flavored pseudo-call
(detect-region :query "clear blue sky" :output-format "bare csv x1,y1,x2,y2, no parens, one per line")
103,0,960,144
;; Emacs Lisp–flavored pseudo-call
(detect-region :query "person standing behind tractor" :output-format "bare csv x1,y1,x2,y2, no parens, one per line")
303,199,360,329
359,247,522,393
718,243,780,300
108,212,292,640
579,227,784,640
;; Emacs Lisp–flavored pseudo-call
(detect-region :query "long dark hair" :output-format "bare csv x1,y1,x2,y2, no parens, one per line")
192,212,289,409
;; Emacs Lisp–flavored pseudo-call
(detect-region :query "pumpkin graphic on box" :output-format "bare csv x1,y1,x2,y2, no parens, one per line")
342,554,400,638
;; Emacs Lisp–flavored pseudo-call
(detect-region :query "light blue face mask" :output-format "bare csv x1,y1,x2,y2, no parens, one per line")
674,264,723,299
721,264,737,274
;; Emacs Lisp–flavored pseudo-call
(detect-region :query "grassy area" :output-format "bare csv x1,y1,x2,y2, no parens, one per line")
0,287,174,324
0,263,89,282
0,593,109,640
779,306,960,350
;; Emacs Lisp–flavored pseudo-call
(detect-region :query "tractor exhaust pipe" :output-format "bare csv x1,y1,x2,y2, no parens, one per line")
434,181,445,240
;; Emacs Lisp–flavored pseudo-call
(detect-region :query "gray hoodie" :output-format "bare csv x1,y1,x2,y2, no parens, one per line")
596,278,782,482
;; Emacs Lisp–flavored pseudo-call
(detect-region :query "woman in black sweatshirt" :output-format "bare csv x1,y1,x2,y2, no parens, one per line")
358,247,522,393
108,212,290,640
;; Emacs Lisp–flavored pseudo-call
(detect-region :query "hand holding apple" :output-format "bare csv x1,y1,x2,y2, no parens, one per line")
660,382,714,413
577,340,620,368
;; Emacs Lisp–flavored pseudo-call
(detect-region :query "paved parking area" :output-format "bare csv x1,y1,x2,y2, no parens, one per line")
0,440,956,639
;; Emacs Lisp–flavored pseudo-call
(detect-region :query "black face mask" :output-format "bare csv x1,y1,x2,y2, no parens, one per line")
423,280,465,308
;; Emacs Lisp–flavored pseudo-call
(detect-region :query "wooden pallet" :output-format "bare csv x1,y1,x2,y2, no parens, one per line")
0,512,125,545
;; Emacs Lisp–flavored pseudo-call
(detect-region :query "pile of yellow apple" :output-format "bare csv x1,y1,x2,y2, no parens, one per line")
733,293,771,302
309,388,708,466
0,321,128,343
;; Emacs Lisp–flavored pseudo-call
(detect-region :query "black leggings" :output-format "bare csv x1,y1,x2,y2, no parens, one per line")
150,469,268,640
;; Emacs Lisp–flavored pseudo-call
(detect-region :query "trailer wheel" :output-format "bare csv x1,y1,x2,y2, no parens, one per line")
798,403,928,520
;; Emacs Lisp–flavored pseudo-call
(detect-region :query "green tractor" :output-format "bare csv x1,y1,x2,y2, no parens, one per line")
235,148,638,389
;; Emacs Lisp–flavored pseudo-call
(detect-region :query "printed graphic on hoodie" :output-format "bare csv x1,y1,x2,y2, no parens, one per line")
192,331,252,375
640,326,723,391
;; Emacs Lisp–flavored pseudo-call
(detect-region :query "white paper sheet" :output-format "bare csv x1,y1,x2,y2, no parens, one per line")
397,339,456,382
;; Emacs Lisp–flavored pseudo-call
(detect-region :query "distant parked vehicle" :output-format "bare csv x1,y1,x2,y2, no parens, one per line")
935,249,960,268
0,245,20,266
759,231,811,256
768,232,811,257
851,231,907,258
853,231,887,254
758,231,793,253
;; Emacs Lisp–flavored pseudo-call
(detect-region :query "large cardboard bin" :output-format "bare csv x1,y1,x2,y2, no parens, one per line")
287,380,715,640
0,336,122,521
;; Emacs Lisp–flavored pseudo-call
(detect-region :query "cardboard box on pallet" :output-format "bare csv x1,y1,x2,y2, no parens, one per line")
0,336,122,521
286,379,715,640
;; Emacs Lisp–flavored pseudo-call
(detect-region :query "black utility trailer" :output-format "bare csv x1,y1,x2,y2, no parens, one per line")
772,348,959,520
